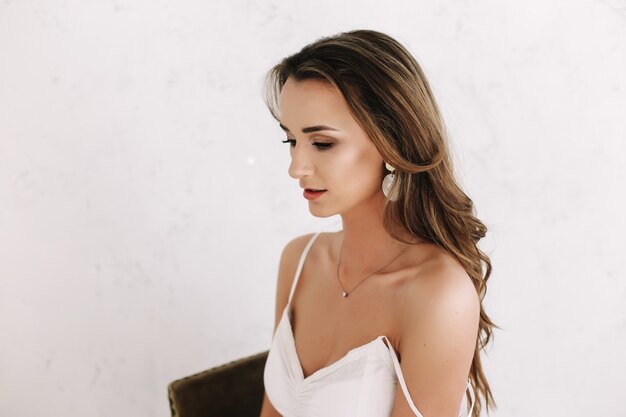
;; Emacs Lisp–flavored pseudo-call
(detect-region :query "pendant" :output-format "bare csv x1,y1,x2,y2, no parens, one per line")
342,291,348,298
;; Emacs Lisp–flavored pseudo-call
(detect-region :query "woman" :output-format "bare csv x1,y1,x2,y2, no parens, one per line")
259,30,496,417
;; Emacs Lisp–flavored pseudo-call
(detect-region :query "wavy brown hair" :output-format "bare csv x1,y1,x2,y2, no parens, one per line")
262,29,497,416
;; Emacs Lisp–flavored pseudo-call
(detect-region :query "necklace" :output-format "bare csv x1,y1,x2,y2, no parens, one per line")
336,236,408,298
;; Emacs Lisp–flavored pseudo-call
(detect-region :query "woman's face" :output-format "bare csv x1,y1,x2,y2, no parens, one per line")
278,76,385,218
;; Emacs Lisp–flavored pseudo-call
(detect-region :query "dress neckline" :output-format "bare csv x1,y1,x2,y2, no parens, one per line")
282,301,392,384
273,231,475,416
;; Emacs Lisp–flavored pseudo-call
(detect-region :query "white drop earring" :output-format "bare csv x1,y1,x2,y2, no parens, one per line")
382,162,399,201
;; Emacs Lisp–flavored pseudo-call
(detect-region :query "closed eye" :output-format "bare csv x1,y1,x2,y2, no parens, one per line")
281,139,333,150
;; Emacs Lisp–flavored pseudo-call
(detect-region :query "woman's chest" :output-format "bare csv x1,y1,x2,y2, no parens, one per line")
289,262,410,378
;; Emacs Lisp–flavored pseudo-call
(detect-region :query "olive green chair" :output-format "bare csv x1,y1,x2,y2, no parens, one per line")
168,350,269,417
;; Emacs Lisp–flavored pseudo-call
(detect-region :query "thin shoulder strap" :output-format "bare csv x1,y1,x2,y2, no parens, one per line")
381,335,475,417
465,381,475,417
287,232,321,305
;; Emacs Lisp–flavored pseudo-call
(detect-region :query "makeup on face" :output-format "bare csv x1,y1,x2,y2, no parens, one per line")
280,78,380,206
303,189,327,200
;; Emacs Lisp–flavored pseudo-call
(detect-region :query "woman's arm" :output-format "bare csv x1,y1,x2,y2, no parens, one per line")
390,259,480,417
259,391,281,417
259,234,315,417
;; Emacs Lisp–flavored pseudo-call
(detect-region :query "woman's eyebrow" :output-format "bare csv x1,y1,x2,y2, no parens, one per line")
279,123,339,133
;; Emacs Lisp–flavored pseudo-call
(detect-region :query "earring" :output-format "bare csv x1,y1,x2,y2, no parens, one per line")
382,162,399,201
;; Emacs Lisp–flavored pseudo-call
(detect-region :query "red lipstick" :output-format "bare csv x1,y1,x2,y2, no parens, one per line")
303,189,327,200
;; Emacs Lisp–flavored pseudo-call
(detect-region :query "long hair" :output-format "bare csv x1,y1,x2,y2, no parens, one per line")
262,29,497,416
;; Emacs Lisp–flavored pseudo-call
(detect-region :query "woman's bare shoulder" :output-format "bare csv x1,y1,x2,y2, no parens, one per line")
272,232,321,325
400,248,480,331
279,232,319,268
279,231,336,266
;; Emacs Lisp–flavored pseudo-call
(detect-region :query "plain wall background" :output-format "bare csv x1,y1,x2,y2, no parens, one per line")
1,1,625,416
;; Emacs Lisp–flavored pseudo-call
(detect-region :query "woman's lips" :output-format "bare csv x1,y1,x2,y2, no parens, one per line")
303,189,327,200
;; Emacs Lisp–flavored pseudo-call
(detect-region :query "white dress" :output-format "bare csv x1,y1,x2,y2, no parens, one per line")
263,232,475,417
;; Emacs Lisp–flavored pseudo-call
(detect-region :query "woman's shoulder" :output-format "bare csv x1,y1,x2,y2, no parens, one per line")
272,232,322,330
275,232,325,294
283,232,337,263
392,248,480,407
398,246,480,334
280,232,321,261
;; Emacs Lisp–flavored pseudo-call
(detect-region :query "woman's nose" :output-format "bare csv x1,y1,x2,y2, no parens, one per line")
288,146,315,179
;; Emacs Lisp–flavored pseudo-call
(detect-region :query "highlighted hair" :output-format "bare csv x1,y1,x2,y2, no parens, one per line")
263,29,498,416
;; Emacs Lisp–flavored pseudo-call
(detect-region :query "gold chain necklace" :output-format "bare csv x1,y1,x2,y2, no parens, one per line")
336,237,407,298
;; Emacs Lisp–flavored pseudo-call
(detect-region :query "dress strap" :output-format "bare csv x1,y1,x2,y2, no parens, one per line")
465,380,475,417
381,335,475,417
381,336,425,417
287,232,321,305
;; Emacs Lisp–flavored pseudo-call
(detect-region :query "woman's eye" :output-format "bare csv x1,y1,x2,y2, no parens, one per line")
281,139,332,150
313,142,332,150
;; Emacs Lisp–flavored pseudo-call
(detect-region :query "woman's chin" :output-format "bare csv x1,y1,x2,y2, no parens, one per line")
308,208,336,219
307,203,338,219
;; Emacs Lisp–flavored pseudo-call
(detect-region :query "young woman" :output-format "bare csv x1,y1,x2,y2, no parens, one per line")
259,30,496,417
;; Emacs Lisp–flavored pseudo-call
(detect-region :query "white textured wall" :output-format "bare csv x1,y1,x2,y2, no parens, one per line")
1,1,624,416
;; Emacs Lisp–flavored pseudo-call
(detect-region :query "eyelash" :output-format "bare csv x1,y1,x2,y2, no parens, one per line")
281,139,333,150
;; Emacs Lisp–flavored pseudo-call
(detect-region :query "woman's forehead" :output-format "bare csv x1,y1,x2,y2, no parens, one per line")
278,78,352,130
